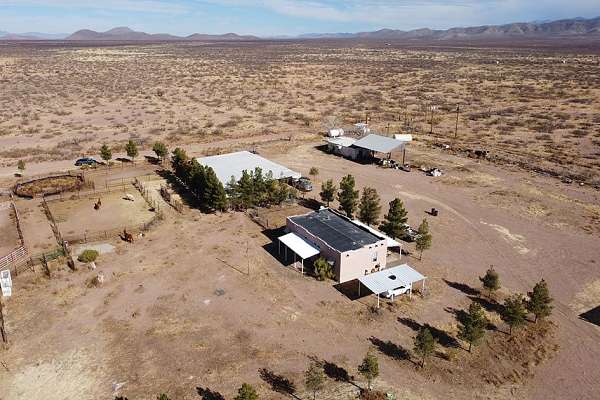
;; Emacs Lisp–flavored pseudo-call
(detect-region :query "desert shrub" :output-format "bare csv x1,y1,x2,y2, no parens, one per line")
78,249,99,263
360,390,387,400
313,257,335,281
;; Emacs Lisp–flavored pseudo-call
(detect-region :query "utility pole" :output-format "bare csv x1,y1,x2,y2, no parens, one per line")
0,297,7,344
246,240,250,276
429,105,436,135
455,105,460,139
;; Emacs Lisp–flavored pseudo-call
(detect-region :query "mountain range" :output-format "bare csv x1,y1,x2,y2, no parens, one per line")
1,17,599,41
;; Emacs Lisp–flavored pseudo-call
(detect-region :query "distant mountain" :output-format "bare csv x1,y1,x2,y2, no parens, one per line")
298,16,600,40
0,30,68,40
66,27,259,41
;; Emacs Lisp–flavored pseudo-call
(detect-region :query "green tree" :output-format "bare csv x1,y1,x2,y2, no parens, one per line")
237,170,255,210
337,174,359,218
415,218,432,260
457,302,488,352
305,362,325,400
17,159,25,173
413,326,436,368
171,147,189,178
252,167,267,206
125,140,139,163
378,198,408,239
502,294,527,335
100,144,112,164
358,187,381,226
226,176,241,210
234,383,259,400
479,267,500,298
358,350,379,391
153,141,168,162
319,179,336,207
204,166,228,212
527,279,553,323
313,257,335,281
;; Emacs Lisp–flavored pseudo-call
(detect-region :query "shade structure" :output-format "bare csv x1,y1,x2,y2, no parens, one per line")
352,134,405,154
278,233,320,260
358,264,426,307
359,264,426,295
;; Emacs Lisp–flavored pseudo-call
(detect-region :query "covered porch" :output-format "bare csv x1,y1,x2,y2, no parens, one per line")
357,264,427,308
277,232,320,275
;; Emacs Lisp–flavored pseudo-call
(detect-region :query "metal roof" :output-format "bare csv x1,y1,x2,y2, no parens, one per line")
358,264,426,295
278,233,320,259
289,208,382,253
352,134,405,154
325,137,357,148
197,151,301,185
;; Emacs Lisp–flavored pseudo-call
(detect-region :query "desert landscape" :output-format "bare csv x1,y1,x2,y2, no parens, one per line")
0,33,599,400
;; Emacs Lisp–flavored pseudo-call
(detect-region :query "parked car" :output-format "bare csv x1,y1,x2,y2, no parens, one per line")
75,157,98,166
401,225,420,242
383,284,411,299
292,177,313,192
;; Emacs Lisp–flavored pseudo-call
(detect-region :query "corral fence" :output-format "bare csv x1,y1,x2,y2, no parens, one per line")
0,197,29,272
41,174,164,246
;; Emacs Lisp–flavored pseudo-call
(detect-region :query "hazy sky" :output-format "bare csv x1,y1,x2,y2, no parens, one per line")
0,0,598,36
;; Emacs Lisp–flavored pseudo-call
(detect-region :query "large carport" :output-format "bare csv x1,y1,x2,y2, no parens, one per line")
351,134,407,164
278,232,320,274
358,264,427,308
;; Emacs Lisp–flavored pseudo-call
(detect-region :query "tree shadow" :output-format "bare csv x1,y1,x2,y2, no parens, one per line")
444,306,469,325
156,169,203,210
443,279,480,297
196,386,225,400
258,368,299,399
397,317,460,348
307,356,359,388
468,295,504,315
369,337,415,365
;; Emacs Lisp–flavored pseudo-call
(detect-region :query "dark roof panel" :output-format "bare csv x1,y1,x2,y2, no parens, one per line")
289,209,382,252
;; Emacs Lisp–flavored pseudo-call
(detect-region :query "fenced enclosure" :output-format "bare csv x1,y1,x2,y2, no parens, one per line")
42,175,164,246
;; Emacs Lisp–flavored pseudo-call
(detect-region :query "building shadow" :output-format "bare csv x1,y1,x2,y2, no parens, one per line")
334,279,372,301
196,386,225,400
258,368,299,399
580,306,600,327
397,317,460,348
369,337,414,364
443,279,480,296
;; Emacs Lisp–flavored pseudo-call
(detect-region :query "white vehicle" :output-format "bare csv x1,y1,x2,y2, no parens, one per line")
382,284,411,299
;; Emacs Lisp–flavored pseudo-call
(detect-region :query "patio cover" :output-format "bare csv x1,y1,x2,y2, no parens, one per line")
358,264,426,295
352,134,405,154
278,233,320,259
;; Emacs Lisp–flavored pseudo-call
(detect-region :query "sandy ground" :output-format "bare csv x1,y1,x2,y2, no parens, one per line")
0,139,598,400
0,203,20,255
48,185,155,240
12,199,57,254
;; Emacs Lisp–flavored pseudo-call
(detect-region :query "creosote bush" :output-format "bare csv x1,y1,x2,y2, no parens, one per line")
78,249,99,263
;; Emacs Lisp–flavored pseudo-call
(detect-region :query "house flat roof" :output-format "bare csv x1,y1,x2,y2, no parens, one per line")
352,134,405,154
197,151,301,185
289,208,382,253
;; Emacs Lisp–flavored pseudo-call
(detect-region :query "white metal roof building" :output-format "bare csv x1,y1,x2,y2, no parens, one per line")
352,134,406,154
358,264,427,307
197,151,301,185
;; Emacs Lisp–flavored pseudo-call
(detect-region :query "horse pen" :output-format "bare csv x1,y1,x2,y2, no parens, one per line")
44,184,159,244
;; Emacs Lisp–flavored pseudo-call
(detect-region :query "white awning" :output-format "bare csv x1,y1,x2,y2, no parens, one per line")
279,233,320,259
358,264,426,295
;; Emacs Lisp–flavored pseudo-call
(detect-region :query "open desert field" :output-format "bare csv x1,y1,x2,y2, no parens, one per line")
0,39,599,400
0,40,598,185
